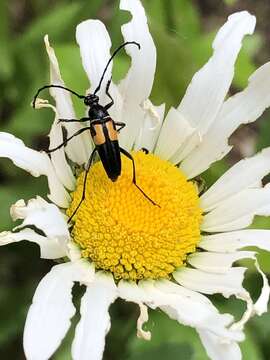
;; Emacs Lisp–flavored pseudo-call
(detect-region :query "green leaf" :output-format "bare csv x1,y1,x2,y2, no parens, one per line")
18,3,87,46
0,1,13,80
169,0,201,38
128,342,193,360
224,0,238,5
0,286,30,346
141,0,168,28
240,329,264,360
6,102,52,142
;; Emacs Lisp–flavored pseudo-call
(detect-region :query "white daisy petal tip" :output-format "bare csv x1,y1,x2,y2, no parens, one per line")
44,34,61,81
137,303,151,341
119,0,156,101
177,8,257,143
0,133,70,208
118,0,156,150
214,11,256,49
76,19,112,91
11,196,70,244
23,262,81,360
10,198,26,221
253,259,270,316
118,280,152,341
0,229,67,260
44,29,90,165
31,97,49,109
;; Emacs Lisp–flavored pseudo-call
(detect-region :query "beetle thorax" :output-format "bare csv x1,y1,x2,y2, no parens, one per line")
88,104,109,121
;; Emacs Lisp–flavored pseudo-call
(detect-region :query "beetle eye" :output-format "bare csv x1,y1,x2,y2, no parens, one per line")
84,96,90,105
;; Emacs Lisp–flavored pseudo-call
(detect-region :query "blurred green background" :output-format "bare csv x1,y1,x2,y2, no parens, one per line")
0,0,270,359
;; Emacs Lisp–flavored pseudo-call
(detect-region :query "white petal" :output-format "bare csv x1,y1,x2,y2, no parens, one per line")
0,228,66,259
253,259,270,316
137,303,151,341
120,0,156,102
119,0,156,149
181,62,270,178
119,279,244,345
173,267,254,331
34,99,75,191
118,279,150,303
201,148,270,211
72,272,117,360
0,132,70,208
172,130,202,164
188,251,255,274
134,100,165,153
173,267,248,299
228,257,270,332
140,280,243,342
174,267,255,332
177,11,256,136
118,280,152,340
76,20,124,124
24,261,94,360
155,107,196,161
76,20,112,94
200,230,270,253
174,267,256,333
11,197,70,245
202,185,270,232
44,35,91,165
198,330,242,360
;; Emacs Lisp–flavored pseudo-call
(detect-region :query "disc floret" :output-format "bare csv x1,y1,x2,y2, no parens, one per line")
68,152,202,281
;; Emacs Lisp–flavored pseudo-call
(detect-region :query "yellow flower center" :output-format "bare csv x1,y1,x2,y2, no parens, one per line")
68,151,202,281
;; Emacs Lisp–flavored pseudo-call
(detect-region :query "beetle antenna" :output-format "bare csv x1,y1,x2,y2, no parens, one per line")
32,85,85,109
94,41,141,96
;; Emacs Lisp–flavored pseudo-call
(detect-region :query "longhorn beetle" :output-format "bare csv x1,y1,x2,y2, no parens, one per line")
33,41,158,222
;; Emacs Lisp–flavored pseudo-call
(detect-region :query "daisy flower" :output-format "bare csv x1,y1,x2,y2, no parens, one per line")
1,0,270,359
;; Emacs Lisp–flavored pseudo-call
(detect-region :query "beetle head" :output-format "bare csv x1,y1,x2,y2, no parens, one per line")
84,94,99,107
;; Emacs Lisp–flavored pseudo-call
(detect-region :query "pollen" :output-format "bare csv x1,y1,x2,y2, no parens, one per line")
67,151,202,281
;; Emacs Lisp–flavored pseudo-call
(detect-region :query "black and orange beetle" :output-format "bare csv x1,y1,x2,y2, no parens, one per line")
33,41,157,221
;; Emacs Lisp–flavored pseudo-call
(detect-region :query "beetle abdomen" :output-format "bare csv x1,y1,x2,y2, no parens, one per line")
97,140,121,181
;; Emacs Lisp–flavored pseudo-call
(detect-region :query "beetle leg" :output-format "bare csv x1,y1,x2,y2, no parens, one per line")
114,122,126,133
104,78,114,110
46,126,91,153
57,117,90,124
141,148,149,154
119,147,159,207
68,148,97,223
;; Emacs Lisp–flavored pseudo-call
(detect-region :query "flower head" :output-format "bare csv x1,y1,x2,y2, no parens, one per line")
1,1,270,360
